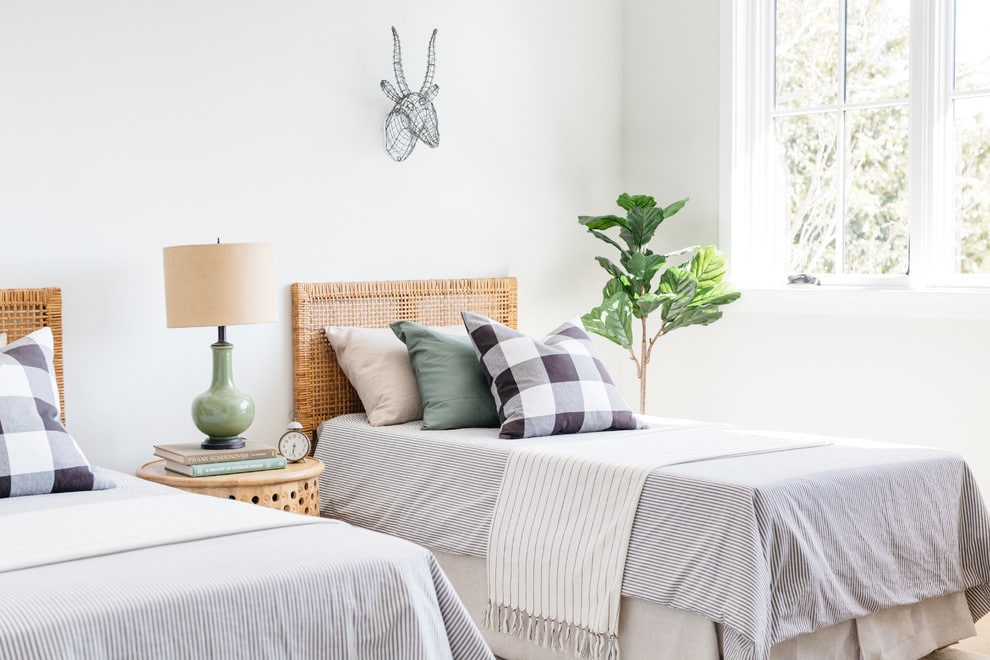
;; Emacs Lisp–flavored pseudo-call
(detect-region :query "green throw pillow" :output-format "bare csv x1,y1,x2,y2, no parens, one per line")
390,321,500,430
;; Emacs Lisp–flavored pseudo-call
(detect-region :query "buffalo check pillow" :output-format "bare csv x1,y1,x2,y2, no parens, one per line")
461,312,640,439
0,327,113,497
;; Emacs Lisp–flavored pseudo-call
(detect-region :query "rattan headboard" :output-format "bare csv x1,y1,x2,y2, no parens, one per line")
291,277,517,440
0,288,64,423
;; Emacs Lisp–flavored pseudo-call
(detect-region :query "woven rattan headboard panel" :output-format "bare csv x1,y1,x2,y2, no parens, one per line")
0,288,64,423
291,277,517,440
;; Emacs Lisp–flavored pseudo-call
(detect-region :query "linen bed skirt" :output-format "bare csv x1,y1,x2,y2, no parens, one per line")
433,550,976,660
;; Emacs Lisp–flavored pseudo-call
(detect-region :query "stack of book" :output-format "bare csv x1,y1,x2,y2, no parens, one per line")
154,441,286,477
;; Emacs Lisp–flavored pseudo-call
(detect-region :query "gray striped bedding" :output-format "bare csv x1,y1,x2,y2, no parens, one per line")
315,414,990,660
0,468,493,660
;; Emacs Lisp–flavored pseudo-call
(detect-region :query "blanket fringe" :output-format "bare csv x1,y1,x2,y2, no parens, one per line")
484,601,620,660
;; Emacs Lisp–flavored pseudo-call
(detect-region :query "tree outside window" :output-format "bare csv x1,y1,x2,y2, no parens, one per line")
751,0,990,283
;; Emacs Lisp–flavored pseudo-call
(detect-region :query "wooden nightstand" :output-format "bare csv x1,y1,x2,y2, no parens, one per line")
137,457,324,516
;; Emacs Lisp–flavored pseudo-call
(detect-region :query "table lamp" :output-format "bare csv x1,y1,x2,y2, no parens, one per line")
163,241,277,450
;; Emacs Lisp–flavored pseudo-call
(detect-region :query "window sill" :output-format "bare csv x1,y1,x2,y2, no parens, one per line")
735,285,990,320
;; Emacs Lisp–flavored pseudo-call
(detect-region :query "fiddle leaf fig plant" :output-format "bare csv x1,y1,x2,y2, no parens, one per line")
579,193,740,414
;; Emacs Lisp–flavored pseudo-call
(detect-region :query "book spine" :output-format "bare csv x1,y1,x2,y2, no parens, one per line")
154,449,278,465
166,456,287,477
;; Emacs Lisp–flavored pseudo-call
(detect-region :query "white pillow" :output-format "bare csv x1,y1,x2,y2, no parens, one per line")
325,325,463,427
0,332,6,347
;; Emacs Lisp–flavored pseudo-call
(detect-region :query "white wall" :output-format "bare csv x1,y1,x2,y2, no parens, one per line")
621,0,990,494
7,0,984,497
0,0,622,471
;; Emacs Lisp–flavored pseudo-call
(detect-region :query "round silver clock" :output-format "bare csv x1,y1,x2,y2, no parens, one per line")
278,421,310,463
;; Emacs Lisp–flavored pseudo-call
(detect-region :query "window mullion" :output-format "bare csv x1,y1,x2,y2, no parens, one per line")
911,0,954,286
835,0,848,276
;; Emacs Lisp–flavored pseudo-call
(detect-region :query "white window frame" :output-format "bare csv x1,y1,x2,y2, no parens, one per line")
720,0,990,290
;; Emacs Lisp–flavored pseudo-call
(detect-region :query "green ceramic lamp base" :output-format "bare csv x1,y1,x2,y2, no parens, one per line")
192,340,255,451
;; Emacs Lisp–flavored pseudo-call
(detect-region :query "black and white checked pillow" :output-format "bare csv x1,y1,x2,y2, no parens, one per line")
0,327,113,497
461,312,640,439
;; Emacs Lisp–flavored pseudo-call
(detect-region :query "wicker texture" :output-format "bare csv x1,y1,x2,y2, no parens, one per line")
137,458,324,516
291,277,517,441
0,288,64,423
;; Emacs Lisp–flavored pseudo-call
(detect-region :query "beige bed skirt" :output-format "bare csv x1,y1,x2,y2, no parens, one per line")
433,550,976,660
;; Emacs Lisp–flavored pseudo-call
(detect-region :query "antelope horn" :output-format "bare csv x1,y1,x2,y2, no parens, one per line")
421,29,438,94
391,26,411,95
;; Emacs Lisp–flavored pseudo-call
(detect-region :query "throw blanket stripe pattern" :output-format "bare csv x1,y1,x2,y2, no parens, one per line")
484,425,832,660
484,453,646,660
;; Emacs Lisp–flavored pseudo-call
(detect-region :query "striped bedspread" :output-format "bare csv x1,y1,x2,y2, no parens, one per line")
316,414,990,660
1,493,325,572
0,469,493,660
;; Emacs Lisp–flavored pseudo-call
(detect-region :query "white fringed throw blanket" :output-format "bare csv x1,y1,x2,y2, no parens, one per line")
485,423,831,660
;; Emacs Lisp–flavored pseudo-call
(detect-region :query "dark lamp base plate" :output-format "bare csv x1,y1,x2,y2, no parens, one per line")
201,436,246,450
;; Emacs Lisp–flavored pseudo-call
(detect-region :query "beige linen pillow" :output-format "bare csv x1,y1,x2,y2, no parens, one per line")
325,325,465,426
325,326,421,426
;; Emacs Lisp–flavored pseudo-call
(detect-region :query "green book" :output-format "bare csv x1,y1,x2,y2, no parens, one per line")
163,456,286,477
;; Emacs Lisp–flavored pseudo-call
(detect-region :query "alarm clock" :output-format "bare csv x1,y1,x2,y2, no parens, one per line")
278,421,311,463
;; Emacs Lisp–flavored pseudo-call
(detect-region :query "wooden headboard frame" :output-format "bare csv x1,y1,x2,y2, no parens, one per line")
291,277,517,442
0,288,65,423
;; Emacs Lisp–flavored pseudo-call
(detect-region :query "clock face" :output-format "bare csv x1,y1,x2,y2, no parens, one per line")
278,430,310,462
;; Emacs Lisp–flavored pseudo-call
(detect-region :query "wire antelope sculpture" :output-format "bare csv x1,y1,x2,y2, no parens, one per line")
380,27,439,162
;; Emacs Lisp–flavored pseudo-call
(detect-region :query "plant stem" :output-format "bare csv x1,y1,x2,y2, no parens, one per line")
638,321,667,415
639,316,648,414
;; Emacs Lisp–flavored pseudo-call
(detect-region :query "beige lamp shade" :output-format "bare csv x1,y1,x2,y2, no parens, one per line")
163,242,277,328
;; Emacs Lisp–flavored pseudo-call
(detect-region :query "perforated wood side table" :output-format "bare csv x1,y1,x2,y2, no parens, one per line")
137,457,323,516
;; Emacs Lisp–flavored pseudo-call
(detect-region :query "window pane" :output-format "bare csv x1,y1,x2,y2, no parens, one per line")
955,96,990,273
775,0,839,110
844,106,909,274
955,0,990,93
775,113,839,273
846,0,909,103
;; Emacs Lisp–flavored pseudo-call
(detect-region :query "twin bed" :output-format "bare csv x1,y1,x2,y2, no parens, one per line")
291,277,990,660
3,281,988,660
0,288,491,660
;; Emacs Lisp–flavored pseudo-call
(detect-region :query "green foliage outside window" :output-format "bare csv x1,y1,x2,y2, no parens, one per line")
775,0,990,276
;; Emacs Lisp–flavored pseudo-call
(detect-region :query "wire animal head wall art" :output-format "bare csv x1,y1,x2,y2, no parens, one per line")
380,26,439,162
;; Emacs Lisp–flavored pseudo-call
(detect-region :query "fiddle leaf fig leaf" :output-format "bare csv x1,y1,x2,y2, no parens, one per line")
619,212,642,251
621,251,667,290
663,304,724,334
603,276,627,299
616,193,657,211
621,206,664,249
587,228,624,254
594,255,630,284
690,281,741,307
579,214,630,232
635,292,673,318
662,198,689,219
664,245,701,264
690,245,729,286
581,292,633,349
657,266,698,321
